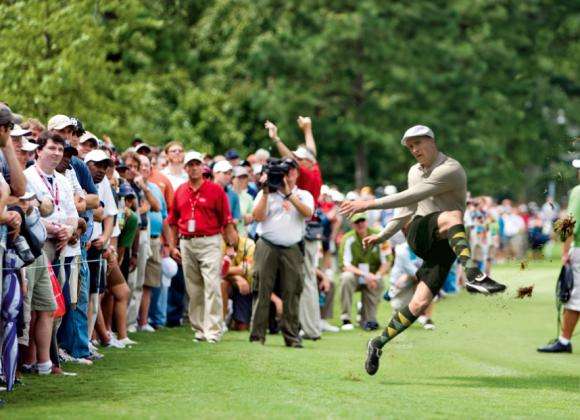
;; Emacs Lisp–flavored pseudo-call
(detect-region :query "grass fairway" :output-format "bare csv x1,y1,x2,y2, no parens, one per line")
5,260,580,419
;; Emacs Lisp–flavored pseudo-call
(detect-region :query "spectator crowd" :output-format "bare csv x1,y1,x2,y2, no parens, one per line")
0,104,568,399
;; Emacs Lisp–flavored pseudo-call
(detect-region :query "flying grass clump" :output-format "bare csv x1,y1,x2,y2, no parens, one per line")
554,215,576,242
516,285,534,299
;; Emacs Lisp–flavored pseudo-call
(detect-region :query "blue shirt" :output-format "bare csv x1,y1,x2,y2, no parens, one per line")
226,186,241,221
147,182,167,237
0,151,10,185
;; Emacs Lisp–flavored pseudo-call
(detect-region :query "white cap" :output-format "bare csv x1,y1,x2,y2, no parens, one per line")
10,124,31,137
183,151,204,166
213,160,233,173
233,166,249,177
320,184,331,196
79,131,98,144
401,125,434,145
135,143,152,153
21,138,38,152
384,185,398,195
47,114,74,131
345,191,359,201
330,189,345,202
84,149,111,164
293,146,316,161
161,256,178,279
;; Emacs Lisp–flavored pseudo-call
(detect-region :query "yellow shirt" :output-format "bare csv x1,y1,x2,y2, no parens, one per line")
222,237,256,284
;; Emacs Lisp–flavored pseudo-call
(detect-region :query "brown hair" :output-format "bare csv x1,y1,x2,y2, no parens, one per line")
164,140,184,154
122,151,141,169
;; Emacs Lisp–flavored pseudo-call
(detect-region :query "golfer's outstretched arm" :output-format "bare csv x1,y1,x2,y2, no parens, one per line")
375,207,415,244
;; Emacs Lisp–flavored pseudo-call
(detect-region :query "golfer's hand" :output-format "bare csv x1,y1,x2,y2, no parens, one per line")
562,252,571,266
339,200,368,217
362,234,380,250
264,120,278,140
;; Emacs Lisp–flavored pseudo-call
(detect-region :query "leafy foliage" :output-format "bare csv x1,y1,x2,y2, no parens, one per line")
1,0,578,199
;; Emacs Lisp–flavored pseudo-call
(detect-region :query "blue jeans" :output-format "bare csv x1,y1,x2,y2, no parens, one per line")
57,249,90,359
149,284,167,327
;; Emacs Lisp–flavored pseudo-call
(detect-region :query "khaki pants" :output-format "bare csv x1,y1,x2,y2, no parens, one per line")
180,235,223,341
340,271,383,326
127,230,151,326
250,239,304,345
299,239,321,338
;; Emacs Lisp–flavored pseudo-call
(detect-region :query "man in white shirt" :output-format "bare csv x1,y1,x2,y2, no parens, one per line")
23,131,78,375
250,158,313,347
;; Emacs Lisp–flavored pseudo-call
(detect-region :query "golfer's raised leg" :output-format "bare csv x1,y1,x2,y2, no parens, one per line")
437,211,506,294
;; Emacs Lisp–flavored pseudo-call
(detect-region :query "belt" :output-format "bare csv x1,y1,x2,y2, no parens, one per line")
259,237,299,250
150,235,160,239
180,233,217,240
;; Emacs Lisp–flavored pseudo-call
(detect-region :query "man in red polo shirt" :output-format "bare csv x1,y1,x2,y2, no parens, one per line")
265,117,325,339
168,151,237,343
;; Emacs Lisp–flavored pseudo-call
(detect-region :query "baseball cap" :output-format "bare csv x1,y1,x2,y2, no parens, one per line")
350,212,368,223
225,149,239,160
401,125,434,145
0,104,16,126
183,151,204,166
84,149,112,164
293,146,316,162
79,131,98,145
47,114,74,131
118,182,136,198
233,166,249,177
21,138,38,152
384,185,398,195
213,160,233,173
10,124,31,137
135,143,152,154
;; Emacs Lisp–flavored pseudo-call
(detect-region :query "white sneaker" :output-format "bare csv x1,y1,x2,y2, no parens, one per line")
341,322,354,331
106,337,126,349
127,324,138,333
118,337,138,346
417,315,428,326
59,348,74,363
137,324,156,333
320,320,340,333
71,357,93,366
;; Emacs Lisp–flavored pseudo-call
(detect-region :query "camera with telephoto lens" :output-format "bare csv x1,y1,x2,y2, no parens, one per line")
264,158,297,192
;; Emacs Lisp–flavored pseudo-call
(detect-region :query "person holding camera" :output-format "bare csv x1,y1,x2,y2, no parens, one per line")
249,157,314,347
265,117,324,339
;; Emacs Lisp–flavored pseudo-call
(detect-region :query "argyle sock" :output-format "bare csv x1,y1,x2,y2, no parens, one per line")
372,306,418,349
446,224,483,282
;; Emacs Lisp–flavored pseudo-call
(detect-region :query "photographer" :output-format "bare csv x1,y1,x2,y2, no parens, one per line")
265,117,323,340
249,157,314,347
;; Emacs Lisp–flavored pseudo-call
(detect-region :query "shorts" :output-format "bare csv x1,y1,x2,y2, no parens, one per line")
87,247,105,294
406,212,456,296
144,237,162,288
565,248,580,312
25,253,57,312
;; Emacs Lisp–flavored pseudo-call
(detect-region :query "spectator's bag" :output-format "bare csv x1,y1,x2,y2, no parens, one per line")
556,264,574,303
49,262,66,318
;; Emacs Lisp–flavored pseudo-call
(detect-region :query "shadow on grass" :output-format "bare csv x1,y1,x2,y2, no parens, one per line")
381,375,580,393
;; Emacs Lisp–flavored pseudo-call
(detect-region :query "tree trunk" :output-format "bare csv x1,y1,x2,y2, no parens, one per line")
355,141,367,188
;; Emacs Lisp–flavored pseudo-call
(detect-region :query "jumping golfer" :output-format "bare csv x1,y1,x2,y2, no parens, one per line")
339,125,506,375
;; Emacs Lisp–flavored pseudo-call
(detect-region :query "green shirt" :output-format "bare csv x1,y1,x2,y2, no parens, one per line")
338,228,386,273
569,185,580,247
118,210,139,248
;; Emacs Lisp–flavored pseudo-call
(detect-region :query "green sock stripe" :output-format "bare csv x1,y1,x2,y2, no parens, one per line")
376,307,418,348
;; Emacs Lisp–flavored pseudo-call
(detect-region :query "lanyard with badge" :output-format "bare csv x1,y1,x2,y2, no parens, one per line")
187,183,203,233
35,165,60,210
